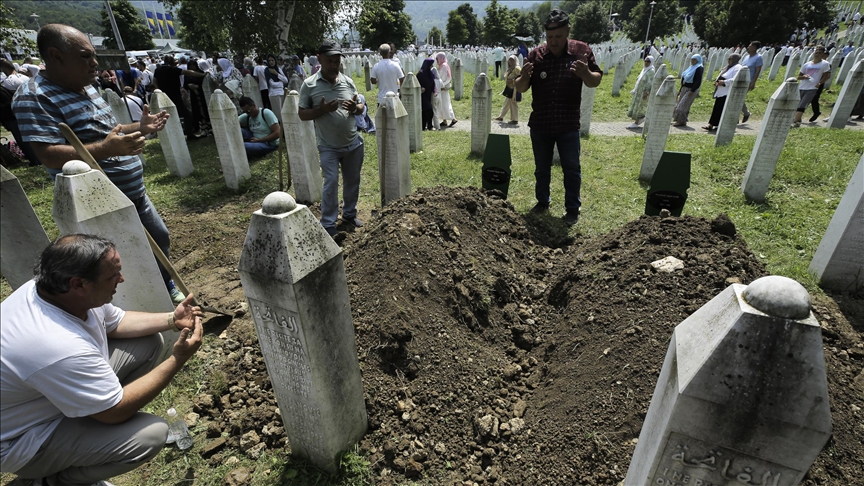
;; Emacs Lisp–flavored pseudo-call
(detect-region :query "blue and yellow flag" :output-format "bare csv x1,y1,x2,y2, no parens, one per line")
165,13,176,37
145,10,157,35
156,12,166,35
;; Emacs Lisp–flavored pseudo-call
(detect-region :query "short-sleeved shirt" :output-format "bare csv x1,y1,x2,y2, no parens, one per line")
12,75,146,200
298,71,360,149
742,53,763,81
0,280,125,472
370,59,405,105
238,108,280,146
525,40,602,133
153,65,183,100
799,60,831,90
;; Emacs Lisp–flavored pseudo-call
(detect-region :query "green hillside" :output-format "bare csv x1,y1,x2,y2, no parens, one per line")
5,0,105,34
405,0,541,41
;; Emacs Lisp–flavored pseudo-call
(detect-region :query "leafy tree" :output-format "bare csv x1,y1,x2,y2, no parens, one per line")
356,0,413,50
173,2,228,54
535,0,553,25
428,25,445,46
515,10,542,43
455,3,481,46
100,0,155,50
623,0,682,44
446,11,471,45
693,0,834,46
163,0,349,57
559,0,585,15
1,3,36,56
6,0,103,35
482,0,517,46
571,0,612,44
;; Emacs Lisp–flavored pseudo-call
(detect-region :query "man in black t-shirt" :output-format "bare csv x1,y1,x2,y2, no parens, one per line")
153,55,206,136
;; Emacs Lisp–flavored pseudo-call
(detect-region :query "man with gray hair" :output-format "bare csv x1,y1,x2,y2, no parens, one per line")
370,42,405,105
0,234,204,485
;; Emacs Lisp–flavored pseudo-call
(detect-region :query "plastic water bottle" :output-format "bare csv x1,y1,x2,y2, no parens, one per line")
167,408,193,450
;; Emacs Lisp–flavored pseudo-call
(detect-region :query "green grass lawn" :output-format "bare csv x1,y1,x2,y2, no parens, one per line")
1,63,862,486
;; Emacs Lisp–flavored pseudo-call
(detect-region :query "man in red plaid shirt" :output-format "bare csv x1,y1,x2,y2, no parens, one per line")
515,9,602,226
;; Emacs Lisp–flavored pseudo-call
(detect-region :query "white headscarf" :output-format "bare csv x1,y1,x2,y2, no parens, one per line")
636,56,654,83
217,58,234,79
197,59,213,73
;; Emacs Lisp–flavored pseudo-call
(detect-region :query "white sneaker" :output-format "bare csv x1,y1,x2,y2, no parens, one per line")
627,123,641,128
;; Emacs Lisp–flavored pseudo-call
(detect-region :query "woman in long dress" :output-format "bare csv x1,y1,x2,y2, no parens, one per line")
672,54,703,127
627,56,654,128
495,55,522,124
435,52,458,127
211,57,244,113
264,53,288,122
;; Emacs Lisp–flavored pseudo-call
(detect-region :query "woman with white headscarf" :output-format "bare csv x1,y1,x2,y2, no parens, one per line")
672,54,704,127
211,57,244,112
495,55,521,125
627,56,654,128
435,52,457,127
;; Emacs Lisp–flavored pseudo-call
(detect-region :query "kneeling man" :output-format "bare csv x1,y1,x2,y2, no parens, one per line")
1,234,204,485
238,96,280,158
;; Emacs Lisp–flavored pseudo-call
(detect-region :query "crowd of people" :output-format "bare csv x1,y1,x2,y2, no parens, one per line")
0,10,861,483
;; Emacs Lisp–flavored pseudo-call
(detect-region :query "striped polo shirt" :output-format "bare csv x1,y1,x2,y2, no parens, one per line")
526,40,602,133
13,75,145,200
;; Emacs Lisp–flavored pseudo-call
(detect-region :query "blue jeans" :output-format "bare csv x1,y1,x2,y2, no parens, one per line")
241,128,277,158
319,138,364,231
529,129,582,212
133,193,172,286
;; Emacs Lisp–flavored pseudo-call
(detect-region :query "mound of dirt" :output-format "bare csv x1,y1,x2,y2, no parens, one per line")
188,187,862,485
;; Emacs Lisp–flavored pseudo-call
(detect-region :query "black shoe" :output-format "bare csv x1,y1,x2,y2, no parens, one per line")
325,226,338,237
343,216,364,227
809,111,821,122
562,210,579,226
741,112,751,123
530,202,549,214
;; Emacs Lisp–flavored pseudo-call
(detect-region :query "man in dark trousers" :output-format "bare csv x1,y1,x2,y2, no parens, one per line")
153,54,206,137
515,9,602,226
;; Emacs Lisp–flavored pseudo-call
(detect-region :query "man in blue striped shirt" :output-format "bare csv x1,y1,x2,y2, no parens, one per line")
12,24,184,303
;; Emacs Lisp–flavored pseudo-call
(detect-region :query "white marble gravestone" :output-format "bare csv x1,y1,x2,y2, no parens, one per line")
824,50,842,90
375,92,411,205
641,63,669,139
741,78,800,203
52,161,174,323
768,50,784,81
288,73,303,94
237,192,367,474
150,90,194,178
364,59,372,92
715,68,750,146
625,275,831,486
639,76,678,183
282,91,323,204
471,73,492,156
453,58,464,101
809,155,864,292
242,75,264,110
0,166,50,290
201,75,217,107
611,56,628,97
208,89,251,190
401,73,423,153
103,89,133,125
827,60,864,129
785,50,802,81
579,87,596,138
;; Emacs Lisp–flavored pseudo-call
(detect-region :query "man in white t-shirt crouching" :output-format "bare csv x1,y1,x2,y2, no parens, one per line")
0,234,204,485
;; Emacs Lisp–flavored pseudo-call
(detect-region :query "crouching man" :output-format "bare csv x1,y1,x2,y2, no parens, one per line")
0,234,204,485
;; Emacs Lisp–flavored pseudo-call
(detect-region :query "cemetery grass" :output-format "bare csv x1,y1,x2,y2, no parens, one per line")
1,117,863,485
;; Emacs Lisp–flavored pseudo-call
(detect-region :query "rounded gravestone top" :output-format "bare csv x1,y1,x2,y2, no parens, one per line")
742,275,811,320
289,90,299,95
62,160,92,175
262,192,297,215
785,77,798,83
214,89,223,94
153,88,163,93
385,91,397,98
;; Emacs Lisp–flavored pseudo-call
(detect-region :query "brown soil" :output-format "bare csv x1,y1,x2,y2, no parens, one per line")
171,186,863,485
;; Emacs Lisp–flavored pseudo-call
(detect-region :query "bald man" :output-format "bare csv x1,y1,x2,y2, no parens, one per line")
11,24,186,304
